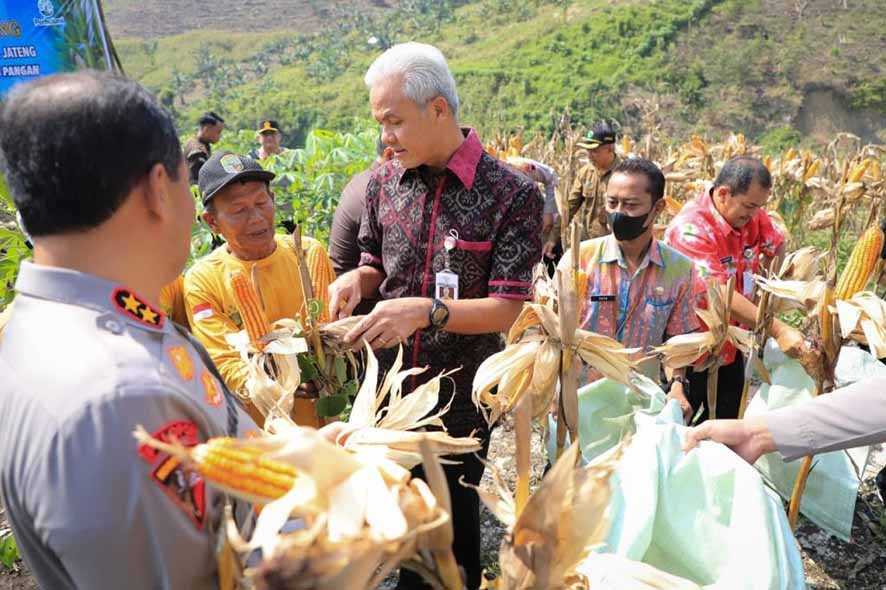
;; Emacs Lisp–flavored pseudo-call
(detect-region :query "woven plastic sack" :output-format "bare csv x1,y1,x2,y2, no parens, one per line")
746,342,880,541
583,400,805,589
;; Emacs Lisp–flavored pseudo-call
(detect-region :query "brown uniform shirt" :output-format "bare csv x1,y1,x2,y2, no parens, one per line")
554,154,621,243
183,136,211,185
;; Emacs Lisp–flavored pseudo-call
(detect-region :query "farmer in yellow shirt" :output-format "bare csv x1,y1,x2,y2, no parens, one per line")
184,152,335,421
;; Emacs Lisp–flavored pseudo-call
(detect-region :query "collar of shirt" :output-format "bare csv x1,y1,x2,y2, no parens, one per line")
15,260,170,334
396,128,484,190
598,234,665,272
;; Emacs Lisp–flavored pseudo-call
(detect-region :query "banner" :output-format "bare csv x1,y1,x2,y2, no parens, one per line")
0,0,117,98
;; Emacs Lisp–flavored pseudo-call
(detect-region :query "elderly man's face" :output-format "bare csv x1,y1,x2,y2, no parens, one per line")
371,74,442,170
202,181,277,261
203,122,224,144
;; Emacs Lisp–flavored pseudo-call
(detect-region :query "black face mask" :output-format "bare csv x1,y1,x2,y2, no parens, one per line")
608,210,650,241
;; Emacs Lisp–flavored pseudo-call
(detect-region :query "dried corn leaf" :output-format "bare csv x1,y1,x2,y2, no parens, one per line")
755,276,826,314
835,292,886,358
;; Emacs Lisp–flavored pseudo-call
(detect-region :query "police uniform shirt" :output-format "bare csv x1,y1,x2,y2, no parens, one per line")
0,262,256,590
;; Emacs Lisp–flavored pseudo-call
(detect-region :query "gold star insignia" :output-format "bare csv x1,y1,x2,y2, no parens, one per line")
122,292,142,314
141,306,159,325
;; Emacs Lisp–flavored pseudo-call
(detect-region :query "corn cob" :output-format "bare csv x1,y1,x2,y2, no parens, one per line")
847,159,871,183
232,271,271,350
834,223,885,300
135,427,296,504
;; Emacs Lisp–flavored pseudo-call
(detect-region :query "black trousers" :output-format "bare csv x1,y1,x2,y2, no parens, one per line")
397,431,491,590
687,354,745,422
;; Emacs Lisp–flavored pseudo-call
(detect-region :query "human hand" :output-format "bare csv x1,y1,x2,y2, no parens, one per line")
344,297,432,350
328,270,363,320
682,417,775,464
667,382,693,424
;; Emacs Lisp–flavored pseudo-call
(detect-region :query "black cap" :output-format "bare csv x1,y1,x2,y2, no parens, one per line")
198,152,275,205
257,119,280,134
576,122,617,150
198,111,225,126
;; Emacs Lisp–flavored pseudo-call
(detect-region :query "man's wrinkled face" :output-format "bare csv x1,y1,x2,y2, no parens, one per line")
371,74,440,170
588,143,615,170
713,181,770,229
203,180,276,260
259,131,281,154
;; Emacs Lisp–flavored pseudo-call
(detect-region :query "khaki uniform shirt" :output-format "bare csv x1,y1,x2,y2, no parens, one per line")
553,155,621,243
0,262,256,590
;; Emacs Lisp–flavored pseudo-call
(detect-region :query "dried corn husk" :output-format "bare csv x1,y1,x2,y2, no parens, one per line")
318,315,365,354
226,318,311,420
808,208,835,231
137,424,462,590
340,342,482,468
473,303,639,426
835,291,886,358
654,284,751,369
754,276,826,314
470,442,624,590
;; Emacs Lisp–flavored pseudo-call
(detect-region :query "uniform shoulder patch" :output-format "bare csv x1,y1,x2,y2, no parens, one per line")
112,288,165,328
137,421,206,528
192,302,214,322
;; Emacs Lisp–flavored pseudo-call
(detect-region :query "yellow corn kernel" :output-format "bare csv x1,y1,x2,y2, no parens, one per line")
835,224,885,300
231,271,271,350
192,439,296,502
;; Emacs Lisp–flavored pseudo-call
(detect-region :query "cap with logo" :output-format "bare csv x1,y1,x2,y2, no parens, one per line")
257,120,280,134
197,152,275,205
576,123,617,150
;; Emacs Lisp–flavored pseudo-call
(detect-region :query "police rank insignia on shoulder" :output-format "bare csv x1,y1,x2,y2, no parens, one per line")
167,346,195,381
137,421,206,528
112,288,165,328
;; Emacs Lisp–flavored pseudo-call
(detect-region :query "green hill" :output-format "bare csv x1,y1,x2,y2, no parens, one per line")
107,0,885,148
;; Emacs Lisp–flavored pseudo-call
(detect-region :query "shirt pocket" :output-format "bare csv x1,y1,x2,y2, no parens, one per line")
644,294,676,343
447,239,493,291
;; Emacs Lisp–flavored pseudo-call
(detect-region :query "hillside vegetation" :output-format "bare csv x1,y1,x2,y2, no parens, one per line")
105,0,886,147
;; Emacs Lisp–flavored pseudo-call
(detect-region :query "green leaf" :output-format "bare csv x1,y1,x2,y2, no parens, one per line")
334,356,348,385
297,353,320,382
0,532,19,570
340,379,359,399
316,395,348,418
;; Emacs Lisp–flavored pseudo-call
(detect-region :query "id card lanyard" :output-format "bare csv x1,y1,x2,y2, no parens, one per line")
435,230,459,300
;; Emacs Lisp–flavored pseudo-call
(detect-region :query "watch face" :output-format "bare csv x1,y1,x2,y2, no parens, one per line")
432,306,448,325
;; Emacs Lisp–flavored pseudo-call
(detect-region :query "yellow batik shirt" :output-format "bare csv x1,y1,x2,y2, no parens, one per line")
184,234,336,394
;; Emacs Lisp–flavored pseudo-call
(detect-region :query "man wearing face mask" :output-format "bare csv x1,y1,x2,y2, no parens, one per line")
559,158,701,421
665,157,809,421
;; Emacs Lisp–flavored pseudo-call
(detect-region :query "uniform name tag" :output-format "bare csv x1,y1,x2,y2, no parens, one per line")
719,256,733,264
590,294,616,302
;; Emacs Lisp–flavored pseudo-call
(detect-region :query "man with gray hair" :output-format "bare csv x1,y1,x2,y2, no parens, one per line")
328,42,543,590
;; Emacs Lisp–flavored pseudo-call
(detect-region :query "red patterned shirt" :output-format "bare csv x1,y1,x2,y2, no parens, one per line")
664,188,785,364
358,129,543,434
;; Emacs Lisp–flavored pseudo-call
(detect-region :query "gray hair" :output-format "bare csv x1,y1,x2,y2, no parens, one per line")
364,42,460,116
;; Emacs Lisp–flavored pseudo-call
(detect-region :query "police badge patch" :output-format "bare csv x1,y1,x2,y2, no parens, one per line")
137,421,206,528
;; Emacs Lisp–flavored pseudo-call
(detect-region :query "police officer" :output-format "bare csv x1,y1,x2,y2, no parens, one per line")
184,110,225,185
0,72,252,589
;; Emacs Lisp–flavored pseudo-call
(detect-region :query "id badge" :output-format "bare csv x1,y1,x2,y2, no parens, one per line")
435,270,459,300
742,269,756,298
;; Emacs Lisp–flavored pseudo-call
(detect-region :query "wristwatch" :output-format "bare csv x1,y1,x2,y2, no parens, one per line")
428,298,450,331
668,374,689,392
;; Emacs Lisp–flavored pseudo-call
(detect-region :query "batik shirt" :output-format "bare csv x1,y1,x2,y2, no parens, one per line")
560,235,701,380
664,188,785,364
359,128,543,435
